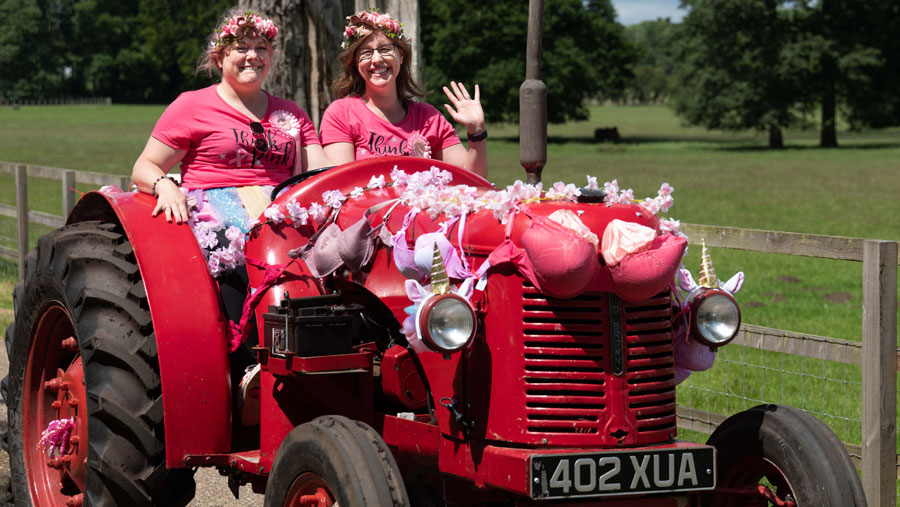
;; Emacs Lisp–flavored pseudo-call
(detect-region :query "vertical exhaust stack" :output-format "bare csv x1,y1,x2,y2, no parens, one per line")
519,0,547,185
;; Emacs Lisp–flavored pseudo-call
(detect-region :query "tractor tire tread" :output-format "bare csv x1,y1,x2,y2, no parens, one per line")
5,221,195,507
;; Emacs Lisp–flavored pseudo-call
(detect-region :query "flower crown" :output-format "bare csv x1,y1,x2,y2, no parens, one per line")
215,10,278,48
342,9,405,49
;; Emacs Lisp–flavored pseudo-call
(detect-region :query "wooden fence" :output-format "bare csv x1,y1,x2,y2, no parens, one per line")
0,162,131,275
1,162,898,506
2,97,112,107
678,224,899,507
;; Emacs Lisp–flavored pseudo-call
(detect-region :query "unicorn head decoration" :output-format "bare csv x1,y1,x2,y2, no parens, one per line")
678,239,743,297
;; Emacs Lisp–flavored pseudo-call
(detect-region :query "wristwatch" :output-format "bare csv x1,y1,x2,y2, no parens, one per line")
467,130,488,142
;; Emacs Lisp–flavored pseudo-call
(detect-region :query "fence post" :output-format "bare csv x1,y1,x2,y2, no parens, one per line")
15,164,28,280
861,239,898,507
62,169,76,216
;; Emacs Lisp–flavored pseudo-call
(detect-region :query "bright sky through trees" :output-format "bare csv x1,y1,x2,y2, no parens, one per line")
611,0,686,25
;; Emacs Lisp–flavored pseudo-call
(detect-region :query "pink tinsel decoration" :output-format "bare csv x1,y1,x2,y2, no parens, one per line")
39,417,74,456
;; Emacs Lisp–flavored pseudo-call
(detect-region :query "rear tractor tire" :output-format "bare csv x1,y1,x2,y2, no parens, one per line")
5,221,195,506
265,415,409,507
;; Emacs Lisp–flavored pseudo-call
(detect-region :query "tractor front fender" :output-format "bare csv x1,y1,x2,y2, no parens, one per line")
69,190,231,467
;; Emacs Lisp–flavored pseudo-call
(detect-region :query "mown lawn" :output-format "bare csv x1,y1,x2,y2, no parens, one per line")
1,103,897,340
1,103,897,454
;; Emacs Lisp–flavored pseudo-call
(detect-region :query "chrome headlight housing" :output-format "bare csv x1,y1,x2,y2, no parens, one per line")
690,289,741,347
416,293,477,353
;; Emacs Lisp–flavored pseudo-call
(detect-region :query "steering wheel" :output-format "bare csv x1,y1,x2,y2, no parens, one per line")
270,166,334,201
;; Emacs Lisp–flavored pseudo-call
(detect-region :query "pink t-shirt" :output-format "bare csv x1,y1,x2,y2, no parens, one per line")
152,85,320,189
318,97,460,159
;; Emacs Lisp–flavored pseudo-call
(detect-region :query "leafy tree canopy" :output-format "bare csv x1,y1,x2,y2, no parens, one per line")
421,0,636,123
623,19,680,103
0,0,228,103
672,0,895,146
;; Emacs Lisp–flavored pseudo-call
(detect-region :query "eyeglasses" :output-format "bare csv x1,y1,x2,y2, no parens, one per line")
358,44,396,62
249,121,268,153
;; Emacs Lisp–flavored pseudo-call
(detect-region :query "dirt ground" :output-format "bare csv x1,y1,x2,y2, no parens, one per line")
0,342,263,506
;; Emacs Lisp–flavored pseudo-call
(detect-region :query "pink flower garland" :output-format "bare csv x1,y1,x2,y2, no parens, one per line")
342,10,405,48
216,11,278,47
259,167,680,234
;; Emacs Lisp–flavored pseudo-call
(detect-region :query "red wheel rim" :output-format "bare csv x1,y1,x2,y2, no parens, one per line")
284,472,336,507
718,455,795,506
22,302,87,507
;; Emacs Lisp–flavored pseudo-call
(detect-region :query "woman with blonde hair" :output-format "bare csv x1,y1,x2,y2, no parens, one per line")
319,9,487,177
132,7,332,422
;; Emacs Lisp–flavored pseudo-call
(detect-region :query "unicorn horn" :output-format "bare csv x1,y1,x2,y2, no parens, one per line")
431,242,450,295
698,238,718,289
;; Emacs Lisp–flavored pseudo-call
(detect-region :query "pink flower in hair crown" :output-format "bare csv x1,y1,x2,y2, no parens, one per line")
215,10,279,47
341,9,405,49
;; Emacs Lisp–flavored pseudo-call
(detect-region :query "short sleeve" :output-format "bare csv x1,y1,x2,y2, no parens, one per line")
319,101,355,146
151,93,194,151
293,107,320,147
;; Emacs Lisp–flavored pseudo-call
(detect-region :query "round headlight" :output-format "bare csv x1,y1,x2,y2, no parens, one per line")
418,294,476,353
692,291,741,347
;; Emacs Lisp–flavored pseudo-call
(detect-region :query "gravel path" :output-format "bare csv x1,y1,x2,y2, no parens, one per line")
0,340,264,506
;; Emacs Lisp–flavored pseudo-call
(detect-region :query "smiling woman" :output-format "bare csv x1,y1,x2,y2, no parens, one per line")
128,6,334,426
319,9,488,177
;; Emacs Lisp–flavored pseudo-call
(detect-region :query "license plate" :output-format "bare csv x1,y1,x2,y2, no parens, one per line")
530,446,716,500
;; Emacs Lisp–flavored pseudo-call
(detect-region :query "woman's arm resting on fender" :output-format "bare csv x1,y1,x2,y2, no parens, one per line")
132,137,190,223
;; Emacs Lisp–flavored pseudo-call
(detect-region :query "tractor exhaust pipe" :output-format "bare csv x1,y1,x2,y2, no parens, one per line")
519,0,547,185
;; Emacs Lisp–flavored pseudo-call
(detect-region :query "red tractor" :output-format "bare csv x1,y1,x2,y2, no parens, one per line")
3,154,866,506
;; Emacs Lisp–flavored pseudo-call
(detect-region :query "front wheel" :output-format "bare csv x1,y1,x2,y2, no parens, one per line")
707,404,866,506
264,415,409,506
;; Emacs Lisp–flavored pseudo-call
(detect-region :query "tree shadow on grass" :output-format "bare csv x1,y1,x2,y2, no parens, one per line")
493,135,745,145
492,135,900,151
716,142,900,152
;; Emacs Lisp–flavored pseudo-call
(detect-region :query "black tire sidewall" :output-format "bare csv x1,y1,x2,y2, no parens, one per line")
265,415,407,507
7,275,71,506
708,404,865,507
265,419,369,506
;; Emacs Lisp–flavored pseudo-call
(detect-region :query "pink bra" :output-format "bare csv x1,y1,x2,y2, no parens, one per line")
477,206,600,299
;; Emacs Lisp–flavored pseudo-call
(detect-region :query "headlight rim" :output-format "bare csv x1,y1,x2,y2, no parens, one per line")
417,293,477,353
689,288,741,348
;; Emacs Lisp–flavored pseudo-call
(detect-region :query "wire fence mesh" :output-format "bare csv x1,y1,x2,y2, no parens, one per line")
675,324,900,499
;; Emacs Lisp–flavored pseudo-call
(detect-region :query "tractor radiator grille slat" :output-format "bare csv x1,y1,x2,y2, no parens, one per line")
521,286,608,435
623,298,676,435
519,284,675,440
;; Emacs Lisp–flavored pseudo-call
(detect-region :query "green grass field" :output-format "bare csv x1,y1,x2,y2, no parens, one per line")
3,103,895,339
0,103,897,457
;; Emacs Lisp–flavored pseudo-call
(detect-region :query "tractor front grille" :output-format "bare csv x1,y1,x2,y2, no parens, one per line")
478,274,676,447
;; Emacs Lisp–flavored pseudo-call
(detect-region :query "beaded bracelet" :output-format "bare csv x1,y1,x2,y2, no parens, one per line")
151,175,179,197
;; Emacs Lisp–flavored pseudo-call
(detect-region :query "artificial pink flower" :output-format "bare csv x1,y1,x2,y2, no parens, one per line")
264,205,285,224
391,166,409,186
322,190,347,208
207,255,223,277
225,226,245,251
308,202,327,224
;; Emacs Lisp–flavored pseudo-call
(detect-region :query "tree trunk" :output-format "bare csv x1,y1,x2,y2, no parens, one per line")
768,125,783,148
819,58,838,147
240,0,421,126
